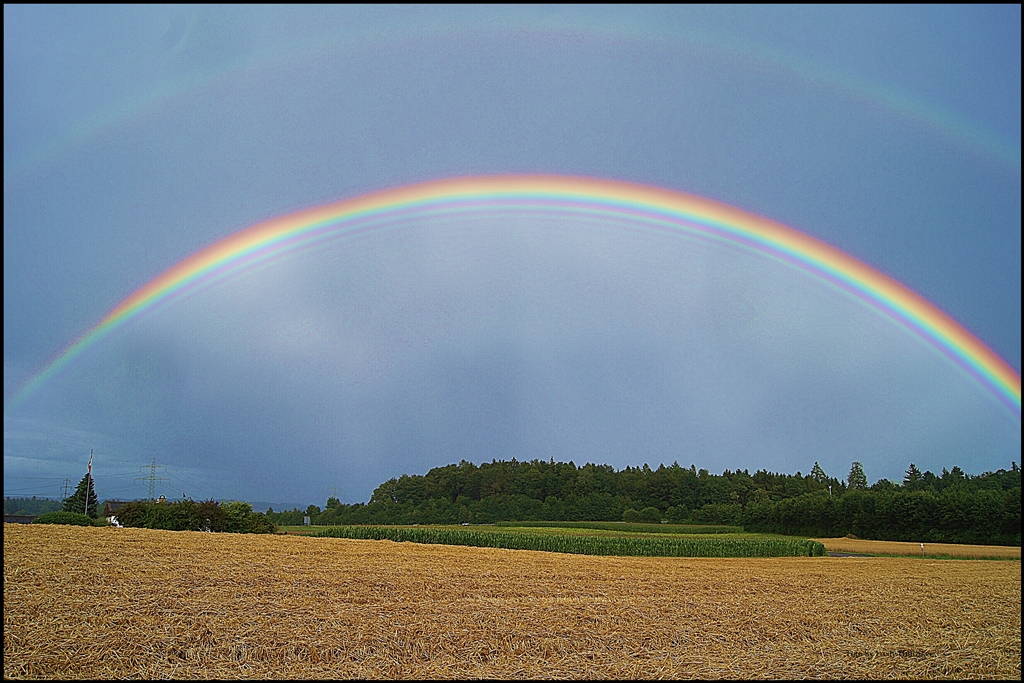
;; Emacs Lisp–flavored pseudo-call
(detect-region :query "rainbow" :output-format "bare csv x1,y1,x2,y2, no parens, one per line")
6,22,1018,187
8,174,1021,416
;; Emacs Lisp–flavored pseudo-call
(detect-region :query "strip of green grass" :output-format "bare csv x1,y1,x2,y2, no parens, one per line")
830,551,1020,561
312,525,825,557
283,524,799,542
422,524,764,541
495,520,742,534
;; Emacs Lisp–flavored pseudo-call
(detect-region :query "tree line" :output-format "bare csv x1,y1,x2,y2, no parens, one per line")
113,498,276,533
4,496,63,516
4,474,100,518
265,458,1020,545
6,473,275,534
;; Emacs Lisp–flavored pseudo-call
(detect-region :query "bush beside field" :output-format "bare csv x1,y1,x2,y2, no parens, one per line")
115,499,276,534
32,511,98,526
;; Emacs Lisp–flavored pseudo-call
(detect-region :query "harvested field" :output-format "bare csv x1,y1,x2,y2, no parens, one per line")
5,524,1020,679
815,537,1022,560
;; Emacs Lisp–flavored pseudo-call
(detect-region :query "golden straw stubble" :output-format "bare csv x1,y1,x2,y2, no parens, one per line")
4,524,1020,679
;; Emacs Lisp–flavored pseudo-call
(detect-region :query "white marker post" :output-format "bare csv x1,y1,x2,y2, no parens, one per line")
920,542,925,557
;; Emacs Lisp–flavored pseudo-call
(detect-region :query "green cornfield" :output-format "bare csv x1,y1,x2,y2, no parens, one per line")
495,520,743,534
313,525,826,557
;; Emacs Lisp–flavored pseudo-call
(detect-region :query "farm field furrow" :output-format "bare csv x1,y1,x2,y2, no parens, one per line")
4,524,1020,680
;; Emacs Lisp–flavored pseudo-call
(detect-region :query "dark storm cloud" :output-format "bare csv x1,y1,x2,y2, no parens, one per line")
10,211,1015,503
4,6,1019,505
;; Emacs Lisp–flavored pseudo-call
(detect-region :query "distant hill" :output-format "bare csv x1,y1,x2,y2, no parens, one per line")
247,501,308,514
4,497,63,516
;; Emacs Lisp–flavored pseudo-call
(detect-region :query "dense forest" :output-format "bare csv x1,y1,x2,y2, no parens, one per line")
4,496,63,516
266,459,1021,545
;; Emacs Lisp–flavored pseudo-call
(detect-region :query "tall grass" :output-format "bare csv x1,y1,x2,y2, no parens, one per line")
495,520,743,534
313,525,825,557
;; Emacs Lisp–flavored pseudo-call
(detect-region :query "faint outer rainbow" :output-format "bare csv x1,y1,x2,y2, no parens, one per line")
7,175,1021,416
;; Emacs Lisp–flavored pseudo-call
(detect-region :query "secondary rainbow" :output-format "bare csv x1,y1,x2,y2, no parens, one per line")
8,174,1021,416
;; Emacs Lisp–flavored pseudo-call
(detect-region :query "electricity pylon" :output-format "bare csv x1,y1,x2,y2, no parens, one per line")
135,457,169,501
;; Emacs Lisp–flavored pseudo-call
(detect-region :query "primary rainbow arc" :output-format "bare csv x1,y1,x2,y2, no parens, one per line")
8,175,1021,416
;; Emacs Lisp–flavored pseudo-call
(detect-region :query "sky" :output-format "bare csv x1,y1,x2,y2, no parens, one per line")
4,5,1020,510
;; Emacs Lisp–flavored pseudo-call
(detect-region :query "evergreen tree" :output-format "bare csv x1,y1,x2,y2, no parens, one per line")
62,473,99,519
847,462,868,490
810,462,828,484
903,463,923,491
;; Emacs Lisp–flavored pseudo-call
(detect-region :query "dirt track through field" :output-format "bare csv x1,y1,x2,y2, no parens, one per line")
4,524,1020,679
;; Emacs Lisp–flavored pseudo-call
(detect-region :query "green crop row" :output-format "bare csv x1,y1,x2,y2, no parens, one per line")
313,525,826,557
494,520,744,534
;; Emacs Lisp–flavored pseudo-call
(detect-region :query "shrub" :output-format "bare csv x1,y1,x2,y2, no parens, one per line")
197,499,227,532
32,511,94,526
665,505,690,523
141,502,180,530
639,507,662,524
692,502,743,526
86,499,274,534
222,501,255,533
622,508,641,523
247,512,277,534
115,501,149,528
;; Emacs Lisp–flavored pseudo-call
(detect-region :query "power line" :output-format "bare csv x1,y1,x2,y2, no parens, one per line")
98,471,146,480
163,470,218,501
8,461,232,504
135,457,169,501
3,486,67,498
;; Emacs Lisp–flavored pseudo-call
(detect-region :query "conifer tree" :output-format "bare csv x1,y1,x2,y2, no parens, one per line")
847,461,868,490
62,473,99,518
903,463,923,491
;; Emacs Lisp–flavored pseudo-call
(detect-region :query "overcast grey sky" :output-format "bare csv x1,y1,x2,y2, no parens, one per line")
4,5,1019,509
